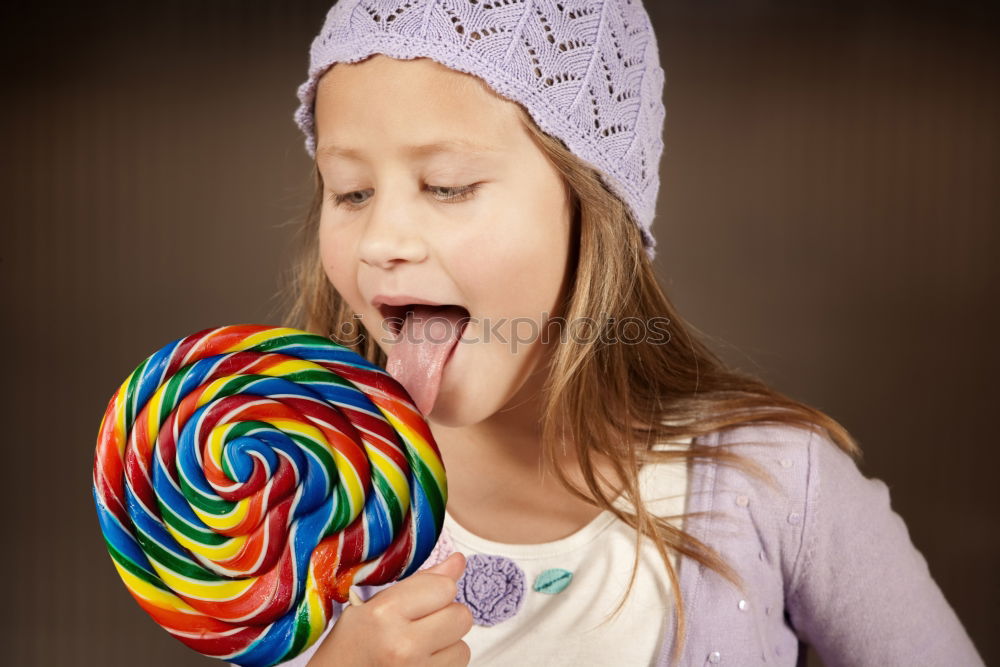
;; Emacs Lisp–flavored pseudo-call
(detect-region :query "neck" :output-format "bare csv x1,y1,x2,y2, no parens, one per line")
428,360,622,515
430,364,554,484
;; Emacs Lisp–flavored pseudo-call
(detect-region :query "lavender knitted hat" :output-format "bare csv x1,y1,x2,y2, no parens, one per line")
293,0,666,261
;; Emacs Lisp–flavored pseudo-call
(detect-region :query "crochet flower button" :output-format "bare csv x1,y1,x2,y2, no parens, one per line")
455,554,526,627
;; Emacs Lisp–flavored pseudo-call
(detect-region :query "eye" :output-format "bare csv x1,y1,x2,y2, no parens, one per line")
330,189,373,208
426,184,482,203
328,183,482,210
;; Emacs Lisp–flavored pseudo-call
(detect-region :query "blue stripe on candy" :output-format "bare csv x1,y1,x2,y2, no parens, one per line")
229,616,294,667
125,478,207,570
307,384,375,412
360,480,392,560
93,486,159,579
223,435,279,484
270,344,385,373
398,472,437,579
175,354,221,396
134,339,181,415
176,402,229,499
152,447,220,538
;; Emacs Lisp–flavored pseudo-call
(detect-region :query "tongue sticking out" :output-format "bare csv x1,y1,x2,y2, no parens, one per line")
385,305,467,416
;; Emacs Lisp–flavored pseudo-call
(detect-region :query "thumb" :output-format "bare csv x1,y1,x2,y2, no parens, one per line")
424,551,466,580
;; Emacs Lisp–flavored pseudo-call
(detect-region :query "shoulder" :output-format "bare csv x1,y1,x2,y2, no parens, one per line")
687,420,864,588
690,419,826,507
693,418,863,503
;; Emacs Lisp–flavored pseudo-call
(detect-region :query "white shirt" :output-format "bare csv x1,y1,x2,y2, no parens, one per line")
448,440,690,666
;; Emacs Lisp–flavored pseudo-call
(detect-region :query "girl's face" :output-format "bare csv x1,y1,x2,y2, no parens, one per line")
313,54,572,428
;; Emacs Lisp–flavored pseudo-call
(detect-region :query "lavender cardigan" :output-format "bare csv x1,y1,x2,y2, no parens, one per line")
651,422,984,666
307,422,984,666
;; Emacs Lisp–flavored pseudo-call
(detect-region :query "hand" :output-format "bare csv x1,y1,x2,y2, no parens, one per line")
307,552,473,666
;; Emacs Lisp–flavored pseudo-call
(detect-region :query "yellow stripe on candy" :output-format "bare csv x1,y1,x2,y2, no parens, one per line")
146,382,170,450
149,560,257,602
266,418,327,446
103,376,132,457
383,413,446,485
302,568,328,646
207,423,234,468
195,377,235,407
368,446,410,504
226,327,305,353
113,560,201,613
183,424,253,532
191,496,250,532
258,358,321,377
166,521,248,561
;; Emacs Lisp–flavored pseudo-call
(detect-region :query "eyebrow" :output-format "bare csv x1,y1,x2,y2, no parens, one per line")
316,139,501,162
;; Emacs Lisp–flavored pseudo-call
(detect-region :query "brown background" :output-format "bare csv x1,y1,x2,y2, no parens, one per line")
2,1,997,665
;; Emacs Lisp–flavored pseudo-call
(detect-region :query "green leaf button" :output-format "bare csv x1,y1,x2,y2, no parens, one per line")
533,568,573,594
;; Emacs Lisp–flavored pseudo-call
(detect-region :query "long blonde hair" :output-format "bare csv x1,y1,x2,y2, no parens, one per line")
281,99,861,666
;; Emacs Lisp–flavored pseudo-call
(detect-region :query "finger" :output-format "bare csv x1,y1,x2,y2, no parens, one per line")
430,639,472,666
413,601,474,651
424,552,467,580
375,570,461,620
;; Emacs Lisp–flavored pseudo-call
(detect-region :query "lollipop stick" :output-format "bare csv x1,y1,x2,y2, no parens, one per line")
348,587,364,606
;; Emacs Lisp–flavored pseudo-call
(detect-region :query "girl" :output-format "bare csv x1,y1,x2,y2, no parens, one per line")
274,1,984,665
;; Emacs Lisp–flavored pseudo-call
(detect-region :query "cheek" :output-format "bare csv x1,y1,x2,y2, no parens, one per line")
318,218,361,305
455,200,569,320
447,192,568,392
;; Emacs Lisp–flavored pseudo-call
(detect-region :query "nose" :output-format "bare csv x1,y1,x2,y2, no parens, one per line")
357,190,429,269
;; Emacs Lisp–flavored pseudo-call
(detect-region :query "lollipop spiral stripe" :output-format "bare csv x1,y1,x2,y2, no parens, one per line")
93,325,447,666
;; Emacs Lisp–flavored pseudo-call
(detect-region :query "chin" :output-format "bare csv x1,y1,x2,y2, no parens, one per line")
426,388,504,428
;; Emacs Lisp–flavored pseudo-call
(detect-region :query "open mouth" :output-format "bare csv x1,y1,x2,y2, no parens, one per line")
377,303,471,339
378,303,472,415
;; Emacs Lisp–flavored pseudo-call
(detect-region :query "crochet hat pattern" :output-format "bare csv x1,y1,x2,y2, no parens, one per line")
293,0,666,261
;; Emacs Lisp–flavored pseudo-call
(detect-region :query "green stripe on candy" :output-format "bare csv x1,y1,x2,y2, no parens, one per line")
252,333,336,355
179,464,237,515
280,369,353,388
407,454,445,526
283,431,337,476
159,369,185,423
124,357,150,430
371,467,403,527
216,373,263,396
158,496,229,546
287,599,315,661
105,538,172,593
134,522,218,581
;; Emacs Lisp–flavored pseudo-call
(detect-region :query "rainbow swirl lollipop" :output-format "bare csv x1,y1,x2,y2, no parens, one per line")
92,325,447,666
